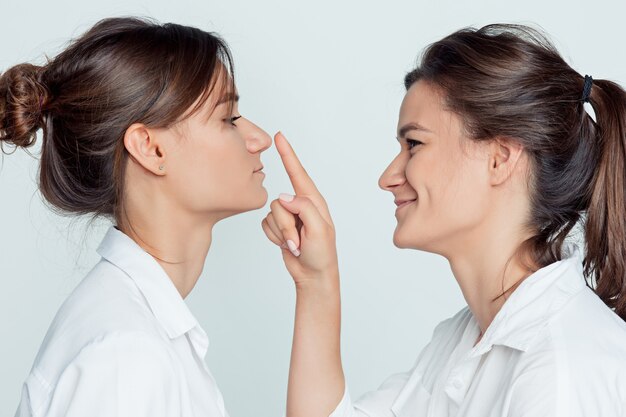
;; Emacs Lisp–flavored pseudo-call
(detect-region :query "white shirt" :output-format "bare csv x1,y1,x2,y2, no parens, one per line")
331,246,626,417
15,226,228,417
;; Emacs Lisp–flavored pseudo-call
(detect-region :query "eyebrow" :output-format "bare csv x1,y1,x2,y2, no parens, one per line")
199,92,240,123
216,93,240,105
397,122,433,140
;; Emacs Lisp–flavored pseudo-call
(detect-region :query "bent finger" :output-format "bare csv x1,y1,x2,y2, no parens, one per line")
278,194,331,239
262,217,286,248
270,199,300,248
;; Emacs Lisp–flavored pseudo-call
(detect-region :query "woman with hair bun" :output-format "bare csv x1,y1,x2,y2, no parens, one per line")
2,17,271,417
264,25,626,416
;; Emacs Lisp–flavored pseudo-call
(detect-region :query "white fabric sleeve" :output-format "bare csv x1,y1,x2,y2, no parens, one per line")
325,311,462,417
327,370,413,417
328,386,355,417
38,332,182,417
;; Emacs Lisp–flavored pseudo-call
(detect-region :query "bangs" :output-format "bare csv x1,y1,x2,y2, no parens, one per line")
137,22,236,128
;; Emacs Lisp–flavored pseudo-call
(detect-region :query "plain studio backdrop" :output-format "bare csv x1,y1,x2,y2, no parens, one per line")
1,0,624,415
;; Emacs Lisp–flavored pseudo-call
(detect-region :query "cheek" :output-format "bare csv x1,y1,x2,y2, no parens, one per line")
405,150,486,208
395,157,489,248
167,138,251,207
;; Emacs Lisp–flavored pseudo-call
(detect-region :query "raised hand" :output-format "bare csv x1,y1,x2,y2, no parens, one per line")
263,132,345,417
261,132,338,285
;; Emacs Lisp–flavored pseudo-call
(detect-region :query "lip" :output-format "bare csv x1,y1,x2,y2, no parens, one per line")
394,199,417,212
253,166,264,173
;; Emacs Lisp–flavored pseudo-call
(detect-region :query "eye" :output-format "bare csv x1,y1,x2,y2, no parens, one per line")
224,115,242,127
406,139,423,151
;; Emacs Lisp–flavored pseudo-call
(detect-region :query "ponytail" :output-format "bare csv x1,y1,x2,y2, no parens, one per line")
584,79,626,320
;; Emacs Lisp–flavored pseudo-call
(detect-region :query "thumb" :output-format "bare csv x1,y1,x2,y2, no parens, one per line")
278,194,328,237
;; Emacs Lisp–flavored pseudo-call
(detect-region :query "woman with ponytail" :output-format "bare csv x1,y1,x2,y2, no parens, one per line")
264,25,626,416
2,17,271,417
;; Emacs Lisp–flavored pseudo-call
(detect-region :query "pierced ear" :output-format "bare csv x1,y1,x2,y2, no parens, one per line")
123,123,166,175
488,137,525,186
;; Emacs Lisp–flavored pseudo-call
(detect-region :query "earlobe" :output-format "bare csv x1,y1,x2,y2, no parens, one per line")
489,137,524,186
123,123,166,175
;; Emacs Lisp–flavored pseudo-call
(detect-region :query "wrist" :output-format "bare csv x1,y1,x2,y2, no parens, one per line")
294,268,340,294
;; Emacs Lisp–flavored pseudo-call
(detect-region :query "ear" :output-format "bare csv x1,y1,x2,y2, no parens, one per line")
123,123,166,176
488,137,525,186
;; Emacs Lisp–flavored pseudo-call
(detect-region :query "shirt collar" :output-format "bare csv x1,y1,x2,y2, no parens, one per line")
96,225,201,341
470,243,586,355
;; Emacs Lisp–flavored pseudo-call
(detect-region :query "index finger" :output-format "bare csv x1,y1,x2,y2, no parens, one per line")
274,132,321,196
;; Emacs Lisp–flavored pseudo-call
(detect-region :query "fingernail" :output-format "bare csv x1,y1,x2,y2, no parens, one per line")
279,193,295,202
286,240,301,257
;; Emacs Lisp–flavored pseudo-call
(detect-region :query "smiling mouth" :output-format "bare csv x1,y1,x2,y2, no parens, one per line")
395,199,417,211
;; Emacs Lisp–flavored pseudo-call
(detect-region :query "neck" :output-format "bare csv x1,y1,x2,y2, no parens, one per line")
120,200,218,299
442,209,535,336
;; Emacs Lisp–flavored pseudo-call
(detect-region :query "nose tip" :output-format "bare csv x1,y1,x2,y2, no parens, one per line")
379,154,406,191
378,172,388,191
260,130,272,151
248,124,272,153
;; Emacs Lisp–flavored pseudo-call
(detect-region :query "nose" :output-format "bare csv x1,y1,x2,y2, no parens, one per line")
379,152,407,191
245,119,272,153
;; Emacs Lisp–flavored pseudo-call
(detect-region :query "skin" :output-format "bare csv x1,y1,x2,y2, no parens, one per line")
263,80,537,417
121,81,272,299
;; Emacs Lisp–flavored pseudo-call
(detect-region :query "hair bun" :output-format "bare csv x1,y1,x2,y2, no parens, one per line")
0,63,49,150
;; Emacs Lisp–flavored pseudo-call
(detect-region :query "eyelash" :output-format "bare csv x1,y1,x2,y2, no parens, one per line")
406,139,423,151
224,115,242,126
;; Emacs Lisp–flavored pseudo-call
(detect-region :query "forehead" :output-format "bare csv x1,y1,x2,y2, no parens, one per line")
399,81,444,121
398,81,463,137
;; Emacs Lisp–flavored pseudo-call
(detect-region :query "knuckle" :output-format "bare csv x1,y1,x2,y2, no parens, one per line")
270,199,282,211
279,224,292,235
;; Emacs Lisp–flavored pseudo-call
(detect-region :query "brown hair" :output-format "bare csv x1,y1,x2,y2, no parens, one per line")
405,24,626,320
0,17,234,227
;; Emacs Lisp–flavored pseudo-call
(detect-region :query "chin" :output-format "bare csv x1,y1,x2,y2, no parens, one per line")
213,190,269,221
393,226,431,251
241,188,268,212
392,230,412,249
254,188,268,208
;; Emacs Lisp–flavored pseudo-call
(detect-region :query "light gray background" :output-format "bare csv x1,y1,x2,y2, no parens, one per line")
1,0,624,416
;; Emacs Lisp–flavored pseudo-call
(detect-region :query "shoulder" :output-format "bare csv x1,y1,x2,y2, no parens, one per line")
552,288,626,409
62,331,179,377
546,286,626,371
28,259,168,392
510,287,626,416
40,258,163,347
22,331,182,417
55,331,179,379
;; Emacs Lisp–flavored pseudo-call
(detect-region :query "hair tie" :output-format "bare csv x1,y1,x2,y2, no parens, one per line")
581,75,593,103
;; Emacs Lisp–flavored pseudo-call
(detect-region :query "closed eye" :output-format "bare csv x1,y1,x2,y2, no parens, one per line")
224,115,242,126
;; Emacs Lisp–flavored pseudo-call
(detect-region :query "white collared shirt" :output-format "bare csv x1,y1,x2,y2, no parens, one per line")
15,226,228,417
331,246,626,417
